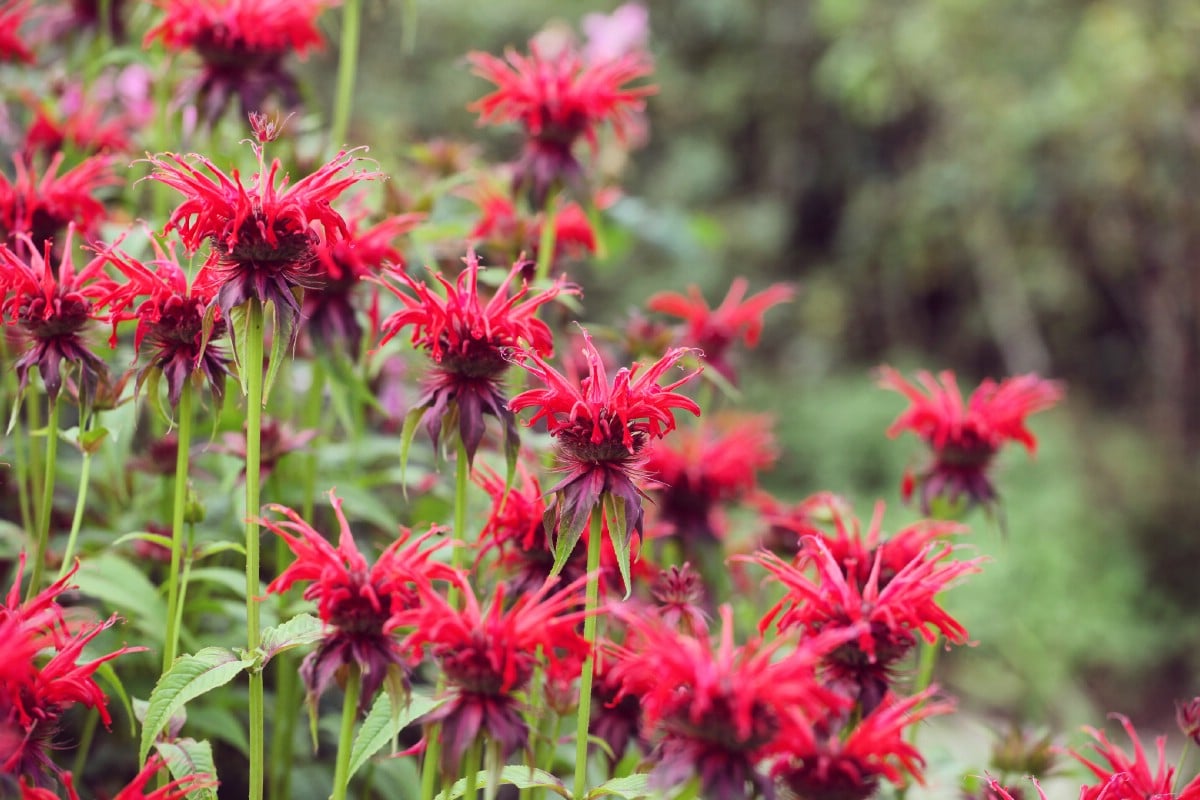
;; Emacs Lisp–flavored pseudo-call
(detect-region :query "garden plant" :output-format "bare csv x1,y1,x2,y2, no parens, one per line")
1,2,1197,800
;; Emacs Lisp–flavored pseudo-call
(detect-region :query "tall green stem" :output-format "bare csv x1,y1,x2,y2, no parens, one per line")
162,382,193,669
56,416,95,580
533,195,559,284
330,0,362,151
420,438,473,800
331,666,362,800
27,395,60,601
245,300,266,800
463,740,481,800
573,508,604,800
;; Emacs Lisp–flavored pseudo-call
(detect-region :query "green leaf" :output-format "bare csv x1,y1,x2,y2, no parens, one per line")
549,501,588,579
262,298,287,406
96,661,137,738
136,365,173,426
347,689,441,779
228,303,250,395
258,613,324,666
155,737,219,800
435,767,570,800
587,775,652,800
110,531,175,552
194,541,246,560
187,567,256,599
75,554,166,642
398,405,427,497
603,493,633,599
140,647,254,763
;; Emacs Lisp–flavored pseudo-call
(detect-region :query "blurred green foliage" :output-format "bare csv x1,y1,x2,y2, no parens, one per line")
308,0,1200,732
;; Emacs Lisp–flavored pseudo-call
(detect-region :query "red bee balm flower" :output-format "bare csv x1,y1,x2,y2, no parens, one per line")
509,328,700,592
306,211,422,358
377,251,574,467
606,605,855,800
469,42,654,207
145,0,335,125
774,688,955,800
643,413,777,544
0,227,110,404
261,492,455,712
648,278,795,385
18,755,216,800
100,235,230,408
393,574,590,775
0,153,118,256
0,0,34,64
1073,714,1200,800
879,367,1064,515
751,517,980,712
2,559,145,785
145,128,380,346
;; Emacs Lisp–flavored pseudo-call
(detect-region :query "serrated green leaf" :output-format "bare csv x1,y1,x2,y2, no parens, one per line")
155,738,219,800
435,767,570,800
347,690,441,779
75,554,166,642
587,775,651,800
140,648,253,763
398,405,427,497
549,502,588,578
258,613,324,666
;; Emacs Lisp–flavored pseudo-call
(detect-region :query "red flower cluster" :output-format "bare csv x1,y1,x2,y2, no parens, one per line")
0,153,117,255
467,180,597,267
1073,715,1200,800
774,688,954,800
394,574,590,775
17,755,215,800
0,227,110,403
0,0,34,64
100,235,230,408
306,211,421,358
752,504,978,712
1,557,144,787
262,492,455,712
606,605,854,799
469,42,654,207
509,328,700,591
377,251,574,465
879,367,1064,515
643,413,777,544
648,278,795,384
146,130,379,345
145,0,335,124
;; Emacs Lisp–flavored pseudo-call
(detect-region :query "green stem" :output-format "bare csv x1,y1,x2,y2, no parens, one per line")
331,667,362,800
245,300,266,800
26,392,42,523
1176,738,1193,795
330,0,362,152
56,417,95,579
463,740,481,800
162,382,192,670
27,395,60,601
572,508,604,800
421,437,473,800
1,340,34,535
533,195,559,285
905,636,940,748
302,360,324,522
70,706,100,779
